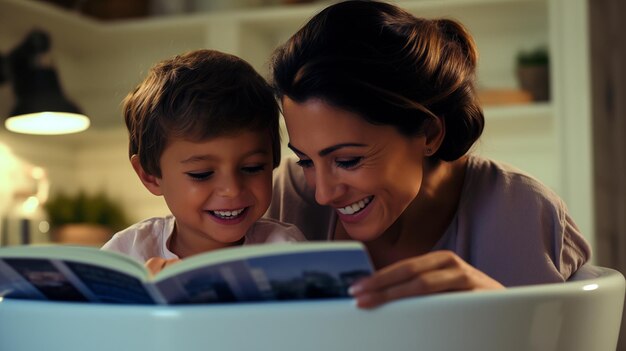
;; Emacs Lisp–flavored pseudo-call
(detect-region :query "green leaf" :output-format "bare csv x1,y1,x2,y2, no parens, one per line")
43,191,129,231
517,47,549,66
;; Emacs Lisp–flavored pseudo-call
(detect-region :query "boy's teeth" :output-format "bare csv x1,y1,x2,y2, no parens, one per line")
212,208,245,218
338,196,372,215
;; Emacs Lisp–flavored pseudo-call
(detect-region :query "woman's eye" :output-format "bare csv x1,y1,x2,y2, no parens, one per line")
241,164,266,174
186,171,214,181
336,157,362,169
296,159,313,169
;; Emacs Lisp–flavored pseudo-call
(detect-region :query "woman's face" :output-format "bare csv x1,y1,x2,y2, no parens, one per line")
283,97,428,241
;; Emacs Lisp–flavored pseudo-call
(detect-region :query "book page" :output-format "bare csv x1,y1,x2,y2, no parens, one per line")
0,257,158,304
0,259,47,300
0,245,149,278
155,260,264,304
246,250,372,300
0,258,89,302
0,245,156,303
153,245,373,304
155,242,371,280
62,261,156,304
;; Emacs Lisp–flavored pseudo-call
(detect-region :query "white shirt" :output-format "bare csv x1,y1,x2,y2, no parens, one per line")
101,215,305,262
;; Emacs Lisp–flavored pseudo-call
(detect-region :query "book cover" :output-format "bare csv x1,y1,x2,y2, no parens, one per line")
0,242,373,305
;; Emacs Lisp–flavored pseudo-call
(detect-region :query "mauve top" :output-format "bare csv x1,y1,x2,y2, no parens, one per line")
265,155,591,286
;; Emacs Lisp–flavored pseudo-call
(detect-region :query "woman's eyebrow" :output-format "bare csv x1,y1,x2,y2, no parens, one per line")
287,142,367,157
287,143,306,156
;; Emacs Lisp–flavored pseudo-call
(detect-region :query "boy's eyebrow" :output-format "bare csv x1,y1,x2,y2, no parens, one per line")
181,149,269,164
181,155,218,164
287,143,367,157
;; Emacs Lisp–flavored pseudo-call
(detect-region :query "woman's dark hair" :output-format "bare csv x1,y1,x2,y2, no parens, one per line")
124,49,280,177
271,0,484,161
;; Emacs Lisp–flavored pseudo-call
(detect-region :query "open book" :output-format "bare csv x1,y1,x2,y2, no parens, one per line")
0,242,373,305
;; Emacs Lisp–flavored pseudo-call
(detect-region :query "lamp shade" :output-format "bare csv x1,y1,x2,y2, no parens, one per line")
3,30,89,135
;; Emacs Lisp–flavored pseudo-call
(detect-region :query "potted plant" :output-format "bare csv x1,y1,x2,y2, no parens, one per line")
43,191,129,246
516,46,550,101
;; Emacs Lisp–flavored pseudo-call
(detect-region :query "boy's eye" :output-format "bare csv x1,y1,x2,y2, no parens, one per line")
241,164,267,174
186,171,214,181
336,157,362,169
295,159,313,169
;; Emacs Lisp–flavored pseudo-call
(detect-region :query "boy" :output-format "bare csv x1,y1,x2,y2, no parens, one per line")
102,50,304,273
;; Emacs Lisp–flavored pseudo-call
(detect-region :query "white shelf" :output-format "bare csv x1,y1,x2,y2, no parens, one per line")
484,102,552,120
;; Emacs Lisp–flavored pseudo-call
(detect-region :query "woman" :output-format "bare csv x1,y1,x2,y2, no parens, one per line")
266,0,591,308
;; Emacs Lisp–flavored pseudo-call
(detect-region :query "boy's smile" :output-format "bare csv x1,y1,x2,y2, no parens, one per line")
207,207,249,224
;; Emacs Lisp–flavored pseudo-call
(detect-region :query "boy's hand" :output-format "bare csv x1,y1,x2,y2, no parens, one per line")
145,257,181,275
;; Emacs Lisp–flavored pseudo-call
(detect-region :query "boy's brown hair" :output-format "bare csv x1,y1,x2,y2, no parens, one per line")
123,49,280,177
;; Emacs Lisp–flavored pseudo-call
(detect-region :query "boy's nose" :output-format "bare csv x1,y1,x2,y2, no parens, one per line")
216,174,242,198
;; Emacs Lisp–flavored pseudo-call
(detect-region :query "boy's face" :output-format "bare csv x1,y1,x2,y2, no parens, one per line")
154,130,274,251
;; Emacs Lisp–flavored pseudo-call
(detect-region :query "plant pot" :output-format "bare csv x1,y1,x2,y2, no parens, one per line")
517,65,550,102
51,223,113,247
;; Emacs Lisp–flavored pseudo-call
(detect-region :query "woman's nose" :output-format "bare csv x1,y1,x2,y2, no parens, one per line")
313,169,343,205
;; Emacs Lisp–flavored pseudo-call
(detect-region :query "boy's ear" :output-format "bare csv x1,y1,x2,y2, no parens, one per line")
130,155,163,196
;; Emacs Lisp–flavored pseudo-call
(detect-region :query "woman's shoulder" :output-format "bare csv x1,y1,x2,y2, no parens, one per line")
465,155,563,207
458,155,590,284
460,155,570,230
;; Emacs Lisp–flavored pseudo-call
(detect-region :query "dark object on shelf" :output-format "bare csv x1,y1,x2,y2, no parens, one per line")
35,0,149,20
516,47,550,102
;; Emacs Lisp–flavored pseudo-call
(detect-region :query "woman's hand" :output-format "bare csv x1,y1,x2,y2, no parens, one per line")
145,257,181,275
349,250,505,309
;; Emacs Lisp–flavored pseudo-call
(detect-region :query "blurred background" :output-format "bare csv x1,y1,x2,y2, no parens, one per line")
0,0,625,347
0,0,623,286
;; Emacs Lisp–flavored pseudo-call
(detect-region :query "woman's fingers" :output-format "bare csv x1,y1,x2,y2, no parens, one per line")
353,267,471,308
350,251,459,294
350,251,504,308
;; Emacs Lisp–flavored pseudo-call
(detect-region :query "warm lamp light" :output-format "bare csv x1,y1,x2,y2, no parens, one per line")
1,29,89,135
5,112,90,135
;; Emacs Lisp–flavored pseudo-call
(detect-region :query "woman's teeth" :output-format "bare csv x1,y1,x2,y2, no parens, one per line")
211,208,245,219
337,196,372,215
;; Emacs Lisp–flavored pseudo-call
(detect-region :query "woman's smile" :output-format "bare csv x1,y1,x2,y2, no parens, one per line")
336,196,376,224
337,195,373,215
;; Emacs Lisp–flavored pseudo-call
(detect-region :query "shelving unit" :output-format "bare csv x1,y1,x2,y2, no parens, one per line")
0,0,594,246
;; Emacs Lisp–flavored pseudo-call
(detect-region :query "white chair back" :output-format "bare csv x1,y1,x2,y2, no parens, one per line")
0,265,623,351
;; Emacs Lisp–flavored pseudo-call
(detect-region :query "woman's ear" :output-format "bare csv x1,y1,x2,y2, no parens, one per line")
422,117,445,157
130,155,163,196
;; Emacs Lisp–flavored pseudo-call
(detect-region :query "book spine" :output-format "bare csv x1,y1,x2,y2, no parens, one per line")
144,283,168,305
